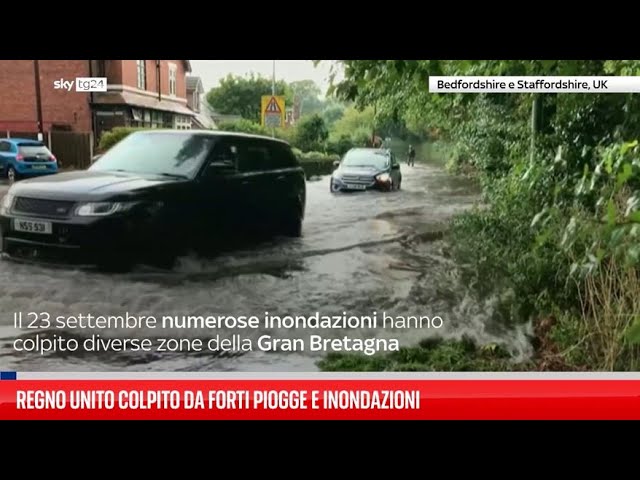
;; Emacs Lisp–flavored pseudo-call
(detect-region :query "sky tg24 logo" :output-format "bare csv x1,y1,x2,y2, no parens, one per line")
53,77,108,92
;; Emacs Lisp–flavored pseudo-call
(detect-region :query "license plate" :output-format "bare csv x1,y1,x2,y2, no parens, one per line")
31,165,47,170
346,184,367,190
13,219,52,234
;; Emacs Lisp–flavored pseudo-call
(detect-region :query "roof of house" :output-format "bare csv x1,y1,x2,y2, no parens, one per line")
191,100,217,129
92,91,195,116
192,112,216,129
186,76,204,94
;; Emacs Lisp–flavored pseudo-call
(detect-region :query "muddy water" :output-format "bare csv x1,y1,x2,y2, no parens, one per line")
0,161,533,372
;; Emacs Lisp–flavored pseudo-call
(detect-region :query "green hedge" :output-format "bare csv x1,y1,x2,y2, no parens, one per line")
296,151,339,178
217,119,269,136
98,127,147,152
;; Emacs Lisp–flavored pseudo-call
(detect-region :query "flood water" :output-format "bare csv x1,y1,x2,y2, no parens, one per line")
0,158,533,372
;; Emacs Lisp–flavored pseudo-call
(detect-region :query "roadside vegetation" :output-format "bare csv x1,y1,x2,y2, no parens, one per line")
318,60,640,372
98,75,427,178
209,75,426,176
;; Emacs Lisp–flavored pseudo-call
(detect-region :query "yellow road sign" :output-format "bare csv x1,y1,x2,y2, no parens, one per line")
261,95,285,128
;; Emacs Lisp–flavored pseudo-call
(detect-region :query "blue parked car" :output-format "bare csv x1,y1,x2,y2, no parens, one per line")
0,138,58,183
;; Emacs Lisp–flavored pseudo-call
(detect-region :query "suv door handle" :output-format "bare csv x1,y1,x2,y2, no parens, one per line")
276,175,286,180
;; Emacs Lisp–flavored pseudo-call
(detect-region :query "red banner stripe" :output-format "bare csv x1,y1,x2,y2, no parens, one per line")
1,380,639,420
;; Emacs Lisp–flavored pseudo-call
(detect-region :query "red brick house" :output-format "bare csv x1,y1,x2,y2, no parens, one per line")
0,60,195,143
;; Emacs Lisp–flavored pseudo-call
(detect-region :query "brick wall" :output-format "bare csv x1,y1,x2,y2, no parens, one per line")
104,60,123,84
121,60,188,99
0,60,92,133
160,60,187,99
0,60,38,131
121,60,140,89
39,60,92,132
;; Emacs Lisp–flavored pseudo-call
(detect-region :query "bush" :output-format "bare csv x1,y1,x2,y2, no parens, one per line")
293,114,329,152
317,337,514,372
450,140,640,370
98,127,147,152
326,134,354,156
550,140,640,370
274,126,296,144
449,164,576,326
217,119,299,146
217,119,269,136
295,150,339,177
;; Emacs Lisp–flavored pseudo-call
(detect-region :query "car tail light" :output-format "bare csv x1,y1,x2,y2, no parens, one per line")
15,154,24,162
50,155,57,163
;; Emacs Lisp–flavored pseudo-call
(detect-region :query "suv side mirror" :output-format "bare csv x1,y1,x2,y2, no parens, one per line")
333,160,340,168
391,163,400,170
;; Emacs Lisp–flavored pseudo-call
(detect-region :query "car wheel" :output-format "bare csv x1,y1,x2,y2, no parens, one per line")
281,203,303,238
330,179,340,193
282,213,302,237
7,167,18,184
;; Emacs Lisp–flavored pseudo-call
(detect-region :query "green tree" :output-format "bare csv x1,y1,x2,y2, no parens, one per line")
330,106,374,141
327,59,640,370
322,103,345,127
289,79,324,116
326,134,355,156
206,73,291,123
294,114,329,152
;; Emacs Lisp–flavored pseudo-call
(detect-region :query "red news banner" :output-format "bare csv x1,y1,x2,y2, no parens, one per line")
2,379,640,419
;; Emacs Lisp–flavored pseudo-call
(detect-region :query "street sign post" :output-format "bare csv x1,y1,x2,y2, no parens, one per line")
261,95,285,129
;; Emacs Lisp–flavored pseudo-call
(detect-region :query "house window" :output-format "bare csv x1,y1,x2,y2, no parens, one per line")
136,60,146,90
152,111,164,128
130,108,143,127
173,115,192,130
169,64,177,96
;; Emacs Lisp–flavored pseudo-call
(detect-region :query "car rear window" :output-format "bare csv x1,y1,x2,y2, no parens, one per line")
18,143,52,156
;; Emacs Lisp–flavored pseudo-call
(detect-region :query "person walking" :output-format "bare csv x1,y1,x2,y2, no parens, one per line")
407,145,416,166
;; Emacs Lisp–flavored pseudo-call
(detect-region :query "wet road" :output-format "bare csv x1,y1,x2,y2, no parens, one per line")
0,164,532,372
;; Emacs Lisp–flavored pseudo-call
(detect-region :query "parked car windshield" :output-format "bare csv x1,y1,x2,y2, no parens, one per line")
342,149,389,169
90,132,216,178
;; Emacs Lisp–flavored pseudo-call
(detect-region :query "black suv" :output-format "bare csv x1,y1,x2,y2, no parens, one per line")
0,130,306,270
330,148,401,192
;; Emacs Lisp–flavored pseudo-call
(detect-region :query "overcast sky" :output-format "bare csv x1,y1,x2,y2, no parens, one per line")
190,60,343,96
